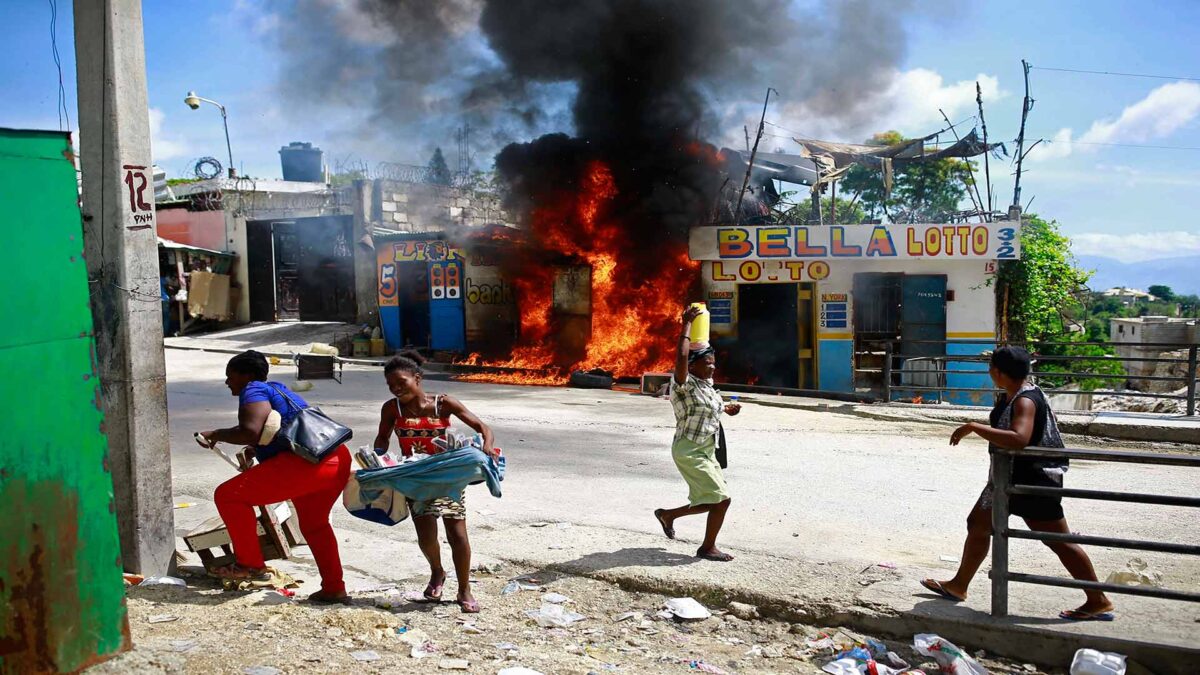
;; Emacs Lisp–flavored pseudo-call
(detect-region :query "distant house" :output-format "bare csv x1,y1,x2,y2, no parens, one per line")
1101,287,1157,305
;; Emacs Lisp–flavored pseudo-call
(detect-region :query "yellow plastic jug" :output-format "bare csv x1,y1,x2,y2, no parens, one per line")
687,302,710,343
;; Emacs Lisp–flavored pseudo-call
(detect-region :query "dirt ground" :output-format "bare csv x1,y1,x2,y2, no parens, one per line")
90,566,1045,675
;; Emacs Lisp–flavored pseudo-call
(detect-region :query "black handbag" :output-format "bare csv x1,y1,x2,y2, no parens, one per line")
716,422,728,469
269,384,353,464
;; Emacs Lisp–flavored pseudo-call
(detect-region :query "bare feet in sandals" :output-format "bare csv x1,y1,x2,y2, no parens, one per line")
424,569,447,601
654,509,676,540
696,546,734,562
920,578,966,602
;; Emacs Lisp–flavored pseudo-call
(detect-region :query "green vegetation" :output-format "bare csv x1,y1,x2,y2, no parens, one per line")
839,131,976,223
428,147,452,185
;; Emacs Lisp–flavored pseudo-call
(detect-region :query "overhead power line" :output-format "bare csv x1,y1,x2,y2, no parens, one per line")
1031,65,1200,83
1034,138,1200,151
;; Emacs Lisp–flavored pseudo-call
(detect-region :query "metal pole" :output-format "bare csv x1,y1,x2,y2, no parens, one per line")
1187,345,1198,416
990,450,1012,617
883,341,893,402
976,82,993,216
733,87,776,225
220,105,234,178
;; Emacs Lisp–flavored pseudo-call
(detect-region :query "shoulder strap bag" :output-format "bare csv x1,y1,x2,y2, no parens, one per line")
268,384,353,463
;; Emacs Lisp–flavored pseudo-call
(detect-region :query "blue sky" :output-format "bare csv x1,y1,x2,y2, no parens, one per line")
3,0,1199,262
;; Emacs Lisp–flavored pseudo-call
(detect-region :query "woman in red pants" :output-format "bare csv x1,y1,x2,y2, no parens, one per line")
197,350,352,604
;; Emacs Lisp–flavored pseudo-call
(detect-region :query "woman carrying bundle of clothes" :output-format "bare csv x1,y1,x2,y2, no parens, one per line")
371,351,498,613
654,304,740,561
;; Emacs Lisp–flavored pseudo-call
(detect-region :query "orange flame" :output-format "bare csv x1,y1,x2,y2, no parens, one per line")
457,159,699,385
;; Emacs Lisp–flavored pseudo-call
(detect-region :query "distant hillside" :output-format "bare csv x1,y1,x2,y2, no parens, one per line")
1074,254,1200,296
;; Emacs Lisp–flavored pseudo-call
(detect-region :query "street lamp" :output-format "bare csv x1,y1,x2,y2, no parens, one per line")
183,91,235,178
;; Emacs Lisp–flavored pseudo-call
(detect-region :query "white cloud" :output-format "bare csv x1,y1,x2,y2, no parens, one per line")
736,69,1006,147
1072,231,1200,262
148,107,189,161
1029,81,1200,161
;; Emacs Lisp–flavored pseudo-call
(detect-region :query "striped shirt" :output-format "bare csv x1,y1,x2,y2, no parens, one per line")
671,375,723,443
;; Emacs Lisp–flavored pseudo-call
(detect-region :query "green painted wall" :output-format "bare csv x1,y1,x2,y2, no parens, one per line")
0,129,129,672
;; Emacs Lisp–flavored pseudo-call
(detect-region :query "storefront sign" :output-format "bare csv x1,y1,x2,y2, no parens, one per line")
689,223,1019,261
820,293,848,329
708,259,831,283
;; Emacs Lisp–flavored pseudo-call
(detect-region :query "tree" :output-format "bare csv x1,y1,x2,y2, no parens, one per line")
996,214,1090,341
838,131,975,223
428,147,452,185
1148,285,1175,302
770,192,866,225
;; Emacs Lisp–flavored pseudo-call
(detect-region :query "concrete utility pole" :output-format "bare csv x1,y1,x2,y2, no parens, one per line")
75,0,175,575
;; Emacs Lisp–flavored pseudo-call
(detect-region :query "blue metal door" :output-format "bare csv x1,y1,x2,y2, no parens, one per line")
428,260,465,352
900,274,947,357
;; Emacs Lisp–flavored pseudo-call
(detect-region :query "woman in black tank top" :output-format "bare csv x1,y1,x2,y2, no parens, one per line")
919,347,1114,621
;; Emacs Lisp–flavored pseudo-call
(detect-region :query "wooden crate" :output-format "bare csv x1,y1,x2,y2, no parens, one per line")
183,501,305,572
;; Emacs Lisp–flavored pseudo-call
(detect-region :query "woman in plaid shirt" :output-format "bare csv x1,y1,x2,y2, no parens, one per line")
654,305,741,561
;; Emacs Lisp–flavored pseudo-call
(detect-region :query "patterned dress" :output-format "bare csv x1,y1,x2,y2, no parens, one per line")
394,395,467,519
669,375,729,506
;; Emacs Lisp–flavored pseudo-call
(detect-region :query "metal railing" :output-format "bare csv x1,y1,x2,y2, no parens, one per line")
875,339,1200,415
989,445,1200,617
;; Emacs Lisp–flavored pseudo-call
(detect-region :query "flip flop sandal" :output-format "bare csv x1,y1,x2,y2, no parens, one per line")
1059,609,1115,622
696,548,734,562
654,509,676,540
458,598,481,614
920,579,965,602
423,574,446,601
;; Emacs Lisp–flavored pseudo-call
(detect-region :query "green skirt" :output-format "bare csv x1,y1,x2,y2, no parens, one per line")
672,435,730,506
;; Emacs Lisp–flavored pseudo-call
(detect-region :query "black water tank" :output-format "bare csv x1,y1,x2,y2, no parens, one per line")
279,142,324,182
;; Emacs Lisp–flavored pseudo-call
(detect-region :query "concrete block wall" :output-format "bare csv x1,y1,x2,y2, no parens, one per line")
373,179,514,232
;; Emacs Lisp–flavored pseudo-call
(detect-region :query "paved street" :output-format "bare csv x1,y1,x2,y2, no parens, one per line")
167,349,1199,585
160,348,1200,670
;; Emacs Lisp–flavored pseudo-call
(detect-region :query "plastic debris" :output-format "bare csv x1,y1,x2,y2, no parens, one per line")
836,646,872,662
174,502,195,509
170,640,198,653
122,573,145,586
687,660,729,674
526,603,586,628
1070,648,1127,675
665,597,711,620
939,555,960,563
883,651,910,669
614,611,642,623
251,590,293,606
502,581,521,596
395,626,408,634
139,576,187,588
411,641,439,659
350,650,381,662
147,614,178,624
913,634,990,675
1104,558,1163,588
543,592,571,604
439,659,470,670
866,639,888,657
807,636,837,653
822,658,863,675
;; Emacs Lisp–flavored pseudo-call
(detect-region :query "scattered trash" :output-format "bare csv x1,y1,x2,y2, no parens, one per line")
174,502,195,509
883,651,910,669
543,592,571,604
614,611,642,623
147,614,178,624
138,576,186,588
687,660,729,674
530,522,550,528
350,650,381,662
913,633,990,675
939,555,960,563
527,603,586,628
865,639,888,657
358,583,397,593
807,637,837,653
403,589,430,601
822,657,864,675
170,640,198,653
411,641,439,658
665,597,711,621
122,573,145,586
251,590,293,606
439,659,470,670
498,668,545,675
1104,558,1163,588
1070,648,1127,675
877,562,897,569
243,667,280,675
1022,665,1038,673
727,601,759,620
395,626,408,635
835,646,872,662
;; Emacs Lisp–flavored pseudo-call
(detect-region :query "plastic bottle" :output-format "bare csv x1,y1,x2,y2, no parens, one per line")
687,302,710,343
